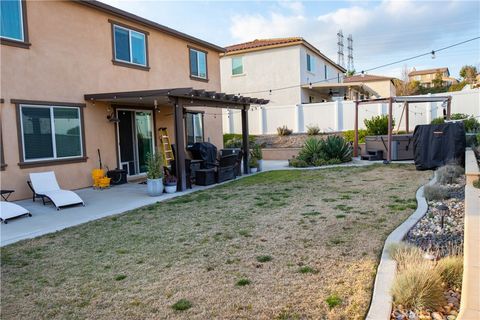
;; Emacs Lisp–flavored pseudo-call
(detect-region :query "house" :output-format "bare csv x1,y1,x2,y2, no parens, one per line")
343,74,397,98
0,0,265,200
220,37,348,106
408,67,458,88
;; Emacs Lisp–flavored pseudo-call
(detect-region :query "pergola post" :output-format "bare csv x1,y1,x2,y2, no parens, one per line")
241,106,249,174
387,97,393,162
174,99,187,191
405,102,410,133
353,101,359,157
446,97,452,120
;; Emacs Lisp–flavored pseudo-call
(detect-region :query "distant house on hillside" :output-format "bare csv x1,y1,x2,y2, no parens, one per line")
220,37,351,106
408,67,458,88
343,74,397,98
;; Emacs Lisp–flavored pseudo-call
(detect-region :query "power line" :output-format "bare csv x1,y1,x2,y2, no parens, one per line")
236,36,480,96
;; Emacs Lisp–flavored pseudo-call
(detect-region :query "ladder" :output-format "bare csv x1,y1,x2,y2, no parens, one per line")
158,128,174,165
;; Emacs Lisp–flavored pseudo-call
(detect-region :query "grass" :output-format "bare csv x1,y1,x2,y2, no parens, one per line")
0,164,430,320
325,294,342,309
298,266,317,274
436,255,463,289
256,255,273,263
236,278,251,286
172,299,192,311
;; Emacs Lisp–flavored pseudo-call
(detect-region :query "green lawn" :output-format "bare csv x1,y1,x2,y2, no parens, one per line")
1,164,430,320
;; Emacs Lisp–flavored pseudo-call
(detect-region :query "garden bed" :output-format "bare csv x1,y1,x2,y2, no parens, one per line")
1,165,430,319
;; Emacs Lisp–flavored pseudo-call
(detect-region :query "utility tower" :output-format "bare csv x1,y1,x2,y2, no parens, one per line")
347,34,354,72
337,30,344,68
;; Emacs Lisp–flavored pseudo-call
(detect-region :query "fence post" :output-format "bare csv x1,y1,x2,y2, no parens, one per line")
295,104,304,133
258,106,266,135
334,100,340,131
228,109,235,134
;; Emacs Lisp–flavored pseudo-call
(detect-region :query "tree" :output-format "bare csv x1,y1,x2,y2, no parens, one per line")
459,65,477,84
432,71,444,88
394,65,419,96
346,69,356,77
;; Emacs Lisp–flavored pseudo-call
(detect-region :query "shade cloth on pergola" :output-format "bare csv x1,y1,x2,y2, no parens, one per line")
353,95,452,161
84,88,269,191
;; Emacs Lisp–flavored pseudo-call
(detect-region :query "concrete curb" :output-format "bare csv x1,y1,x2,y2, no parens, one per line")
366,173,436,320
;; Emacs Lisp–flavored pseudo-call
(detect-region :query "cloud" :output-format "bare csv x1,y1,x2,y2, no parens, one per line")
229,0,479,76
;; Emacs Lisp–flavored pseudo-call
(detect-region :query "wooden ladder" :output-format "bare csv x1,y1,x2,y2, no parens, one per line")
158,127,174,165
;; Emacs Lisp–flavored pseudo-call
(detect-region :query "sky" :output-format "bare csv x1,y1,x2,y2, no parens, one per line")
102,0,480,79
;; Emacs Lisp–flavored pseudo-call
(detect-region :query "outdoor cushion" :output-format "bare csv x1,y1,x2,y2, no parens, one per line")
29,172,84,209
0,202,31,223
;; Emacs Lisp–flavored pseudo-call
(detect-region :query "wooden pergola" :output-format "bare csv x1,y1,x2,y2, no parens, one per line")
353,95,452,162
85,88,269,191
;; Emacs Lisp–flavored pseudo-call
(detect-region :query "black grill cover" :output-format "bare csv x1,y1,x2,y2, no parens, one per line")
413,122,466,170
188,142,218,167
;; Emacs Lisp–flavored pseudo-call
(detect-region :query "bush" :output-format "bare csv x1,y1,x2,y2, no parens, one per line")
277,125,293,136
306,125,321,136
251,143,263,160
430,113,480,133
288,158,309,168
320,136,352,163
172,299,192,311
423,184,449,201
391,264,445,310
364,115,394,136
297,137,323,164
145,151,164,179
388,242,426,272
436,255,463,289
223,134,256,147
342,129,367,144
436,165,464,185
225,137,242,148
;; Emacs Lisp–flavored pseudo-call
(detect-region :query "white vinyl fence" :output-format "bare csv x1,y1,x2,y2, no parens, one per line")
223,89,480,135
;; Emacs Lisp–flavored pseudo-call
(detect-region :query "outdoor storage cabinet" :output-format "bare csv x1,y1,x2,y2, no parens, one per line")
195,168,216,186
365,134,414,161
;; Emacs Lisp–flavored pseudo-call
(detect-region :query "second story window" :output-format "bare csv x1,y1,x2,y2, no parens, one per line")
113,24,147,66
306,53,315,73
324,65,328,80
189,48,207,80
232,56,244,75
1,0,27,44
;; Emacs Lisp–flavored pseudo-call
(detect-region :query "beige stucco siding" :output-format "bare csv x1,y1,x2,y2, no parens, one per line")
0,0,223,200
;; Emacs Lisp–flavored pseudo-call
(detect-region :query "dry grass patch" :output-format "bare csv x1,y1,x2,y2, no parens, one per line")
1,164,430,319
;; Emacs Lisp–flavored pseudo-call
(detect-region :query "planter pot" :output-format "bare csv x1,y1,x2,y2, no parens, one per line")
257,159,264,172
164,184,177,194
147,178,163,196
250,167,258,173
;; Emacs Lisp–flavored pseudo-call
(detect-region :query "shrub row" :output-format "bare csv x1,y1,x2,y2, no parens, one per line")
289,136,352,167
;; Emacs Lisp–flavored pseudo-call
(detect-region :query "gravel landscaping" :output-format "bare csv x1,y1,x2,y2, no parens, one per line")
1,165,430,320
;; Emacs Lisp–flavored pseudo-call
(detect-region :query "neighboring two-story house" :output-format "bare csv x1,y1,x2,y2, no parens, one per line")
1,0,262,200
343,74,397,98
220,38,347,106
408,67,458,88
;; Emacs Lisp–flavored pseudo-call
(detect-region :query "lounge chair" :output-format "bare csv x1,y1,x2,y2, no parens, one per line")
29,172,84,210
0,202,31,223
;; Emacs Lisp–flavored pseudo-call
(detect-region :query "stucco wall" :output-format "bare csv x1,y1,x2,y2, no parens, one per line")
0,0,223,200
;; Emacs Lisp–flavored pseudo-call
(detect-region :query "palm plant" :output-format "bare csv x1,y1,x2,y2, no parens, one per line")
297,137,323,164
320,136,352,163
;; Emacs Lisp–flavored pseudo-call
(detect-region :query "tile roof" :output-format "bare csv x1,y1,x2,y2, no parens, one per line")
344,74,394,83
225,37,303,52
408,67,449,76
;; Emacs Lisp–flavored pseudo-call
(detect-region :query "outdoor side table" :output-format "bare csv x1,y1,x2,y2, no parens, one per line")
1,190,14,201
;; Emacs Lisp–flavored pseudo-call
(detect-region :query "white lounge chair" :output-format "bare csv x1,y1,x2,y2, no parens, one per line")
0,202,31,223
29,171,84,210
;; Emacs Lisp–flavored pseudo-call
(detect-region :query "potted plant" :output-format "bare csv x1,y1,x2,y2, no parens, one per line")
249,156,258,173
164,174,177,194
251,144,263,171
146,151,164,196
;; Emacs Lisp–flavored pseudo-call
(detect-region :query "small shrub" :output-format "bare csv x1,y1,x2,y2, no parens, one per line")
364,115,395,136
251,143,263,160
172,299,192,311
431,113,480,133
306,125,321,135
388,242,425,272
391,264,445,310
342,129,367,143
256,255,273,263
474,178,480,189
288,158,309,168
145,150,164,179
313,158,342,167
436,164,464,185
114,274,127,281
225,137,242,148
325,294,342,309
236,278,251,286
223,134,256,146
436,255,463,289
423,184,449,201
320,136,352,163
277,125,293,136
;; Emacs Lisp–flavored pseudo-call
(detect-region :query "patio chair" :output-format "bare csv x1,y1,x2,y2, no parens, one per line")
215,154,238,183
0,202,31,224
29,172,84,210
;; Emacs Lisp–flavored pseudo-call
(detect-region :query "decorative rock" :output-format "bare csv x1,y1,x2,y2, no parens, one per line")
447,316,456,320
431,312,443,320
449,310,458,316
444,305,451,313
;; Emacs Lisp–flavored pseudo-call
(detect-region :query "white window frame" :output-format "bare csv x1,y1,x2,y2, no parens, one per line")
113,24,147,67
231,56,244,76
0,0,24,42
190,48,207,79
19,104,83,162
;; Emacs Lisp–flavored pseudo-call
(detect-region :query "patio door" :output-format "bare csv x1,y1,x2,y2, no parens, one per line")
116,109,154,176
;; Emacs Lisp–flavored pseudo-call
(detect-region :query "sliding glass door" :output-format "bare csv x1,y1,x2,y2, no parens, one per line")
117,109,154,176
